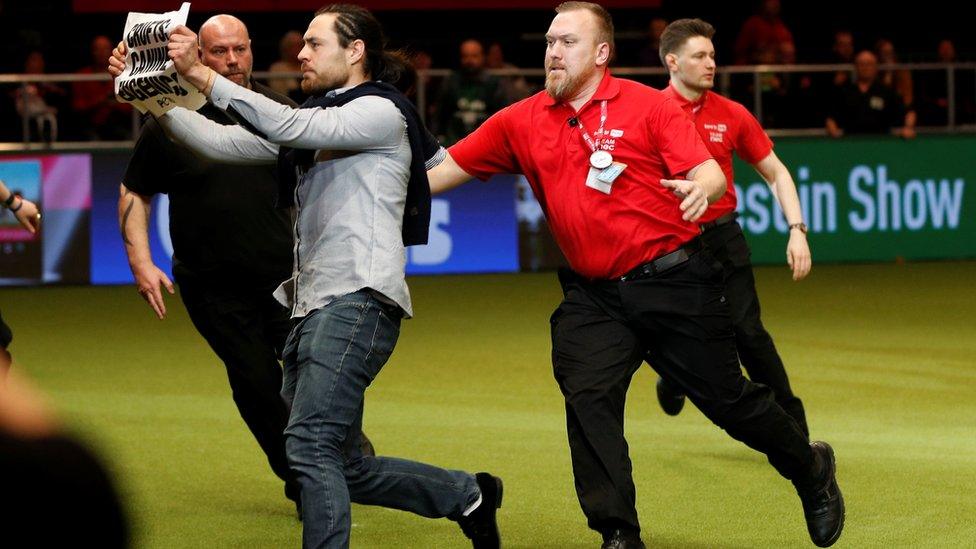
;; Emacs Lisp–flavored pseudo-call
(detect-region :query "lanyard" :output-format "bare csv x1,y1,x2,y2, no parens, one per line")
575,100,607,153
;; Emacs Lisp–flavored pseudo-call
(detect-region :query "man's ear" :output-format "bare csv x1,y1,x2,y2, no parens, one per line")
347,38,365,65
596,42,611,65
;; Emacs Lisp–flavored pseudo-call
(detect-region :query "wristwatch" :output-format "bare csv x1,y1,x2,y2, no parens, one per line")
788,222,808,234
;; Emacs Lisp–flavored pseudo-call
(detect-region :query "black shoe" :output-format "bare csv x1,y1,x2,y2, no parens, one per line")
796,441,844,547
360,431,376,457
656,377,686,416
458,472,503,549
601,529,646,549
285,481,302,521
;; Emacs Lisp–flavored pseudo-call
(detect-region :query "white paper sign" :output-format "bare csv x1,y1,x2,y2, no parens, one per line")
114,2,205,116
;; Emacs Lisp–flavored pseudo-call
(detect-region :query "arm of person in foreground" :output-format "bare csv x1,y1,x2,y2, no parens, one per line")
0,180,40,234
752,151,812,280
660,158,726,222
427,151,475,195
118,184,174,319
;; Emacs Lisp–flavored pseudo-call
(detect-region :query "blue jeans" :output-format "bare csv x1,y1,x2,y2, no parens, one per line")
281,289,479,549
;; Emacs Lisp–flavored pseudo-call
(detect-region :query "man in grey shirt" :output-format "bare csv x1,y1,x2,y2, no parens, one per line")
111,5,501,549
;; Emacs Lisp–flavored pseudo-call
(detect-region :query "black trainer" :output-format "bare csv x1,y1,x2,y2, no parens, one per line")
796,441,845,547
458,472,503,549
601,529,646,549
656,377,686,416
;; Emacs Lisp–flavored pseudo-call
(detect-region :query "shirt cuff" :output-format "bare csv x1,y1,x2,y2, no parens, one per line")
208,73,236,110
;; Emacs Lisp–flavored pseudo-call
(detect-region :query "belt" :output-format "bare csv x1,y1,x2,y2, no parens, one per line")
620,237,702,282
699,211,738,232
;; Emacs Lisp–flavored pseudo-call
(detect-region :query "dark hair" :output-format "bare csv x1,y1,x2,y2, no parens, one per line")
314,4,415,92
658,18,715,67
554,2,615,57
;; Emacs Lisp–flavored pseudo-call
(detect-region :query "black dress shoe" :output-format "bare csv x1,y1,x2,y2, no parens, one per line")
656,377,686,416
458,472,503,549
796,441,845,547
601,529,646,549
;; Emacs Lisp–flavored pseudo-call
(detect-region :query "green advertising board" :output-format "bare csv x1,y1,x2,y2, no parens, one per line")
732,135,974,264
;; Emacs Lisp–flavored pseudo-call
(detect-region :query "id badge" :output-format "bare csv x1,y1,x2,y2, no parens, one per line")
585,167,612,194
586,162,627,194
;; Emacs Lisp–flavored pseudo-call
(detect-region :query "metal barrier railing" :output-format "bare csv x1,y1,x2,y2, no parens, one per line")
1,62,974,151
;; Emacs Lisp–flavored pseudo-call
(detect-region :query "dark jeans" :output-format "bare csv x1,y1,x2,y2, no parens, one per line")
281,290,478,549
175,268,294,487
550,249,813,536
701,220,809,436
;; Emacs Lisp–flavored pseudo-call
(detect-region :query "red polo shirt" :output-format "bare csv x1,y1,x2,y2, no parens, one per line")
449,72,711,279
662,84,773,223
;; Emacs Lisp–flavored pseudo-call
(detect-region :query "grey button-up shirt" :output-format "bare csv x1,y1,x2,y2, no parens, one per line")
161,74,441,318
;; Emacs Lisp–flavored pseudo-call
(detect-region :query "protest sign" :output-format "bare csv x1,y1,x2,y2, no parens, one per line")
114,2,205,116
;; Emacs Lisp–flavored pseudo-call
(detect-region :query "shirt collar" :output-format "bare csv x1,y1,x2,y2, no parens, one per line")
543,69,620,108
665,82,708,113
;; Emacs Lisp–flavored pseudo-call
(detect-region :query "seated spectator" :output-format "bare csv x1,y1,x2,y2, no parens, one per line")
830,30,856,87
71,36,132,141
762,41,821,128
266,30,304,101
486,41,531,105
826,50,916,138
916,39,975,126
874,39,913,109
734,0,793,65
12,50,66,142
433,38,505,145
637,17,668,67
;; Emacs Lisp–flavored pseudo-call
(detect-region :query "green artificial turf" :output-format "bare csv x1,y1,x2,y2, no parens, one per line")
2,261,975,548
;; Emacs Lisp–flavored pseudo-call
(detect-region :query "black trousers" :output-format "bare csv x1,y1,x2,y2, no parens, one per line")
701,220,808,436
550,248,813,536
175,267,294,488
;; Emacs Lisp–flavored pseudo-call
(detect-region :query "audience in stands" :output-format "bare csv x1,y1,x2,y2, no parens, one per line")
71,36,132,141
432,38,505,145
826,49,916,138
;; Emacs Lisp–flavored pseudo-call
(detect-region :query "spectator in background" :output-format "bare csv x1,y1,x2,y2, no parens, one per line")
734,0,793,65
13,50,66,142
266,30,304,101
637,17,668,66
826,49,916,138
762,41,821,128
874,39,913,109
917,38,975,126
406,49,437,123
72,36,132,140
486,41,531,104
830,30,855,87
433,38,505,145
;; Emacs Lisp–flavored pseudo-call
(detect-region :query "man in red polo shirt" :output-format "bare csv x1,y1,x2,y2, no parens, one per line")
428,3,843,548
652,18,813,436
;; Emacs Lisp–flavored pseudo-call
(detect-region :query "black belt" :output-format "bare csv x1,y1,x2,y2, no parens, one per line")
699,211,738,232
620,237,702,282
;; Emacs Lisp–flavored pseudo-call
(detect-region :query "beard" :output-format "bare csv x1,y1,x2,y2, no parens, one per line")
544,59,583,102
300,62,349,95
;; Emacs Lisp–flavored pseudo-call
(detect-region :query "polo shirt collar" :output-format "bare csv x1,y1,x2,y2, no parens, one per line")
543,69,620,108
665,82,708,113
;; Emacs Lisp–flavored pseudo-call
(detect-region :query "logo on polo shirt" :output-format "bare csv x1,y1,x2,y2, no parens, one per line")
703,122,727,143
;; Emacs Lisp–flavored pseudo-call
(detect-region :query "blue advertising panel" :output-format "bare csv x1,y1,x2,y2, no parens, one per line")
89,160,519,284
406,176,518,274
